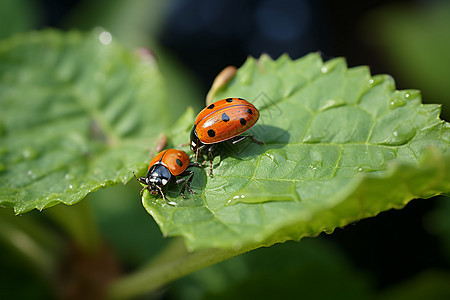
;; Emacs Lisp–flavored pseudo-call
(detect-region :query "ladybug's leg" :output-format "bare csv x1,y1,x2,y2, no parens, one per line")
206,145,216,177
185,171,195,194
176,170,196,198
195,147,200,164
156,185,166,202
175,177,186,198
230,135,264,145
188,161,202,168
140,186,149,195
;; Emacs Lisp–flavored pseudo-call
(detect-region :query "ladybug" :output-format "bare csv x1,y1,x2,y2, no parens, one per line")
134,149,195,201
190,97,263,176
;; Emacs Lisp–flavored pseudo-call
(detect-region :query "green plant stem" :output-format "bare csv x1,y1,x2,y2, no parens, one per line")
107,238,257,299
0,209,63,279
45,199,102,254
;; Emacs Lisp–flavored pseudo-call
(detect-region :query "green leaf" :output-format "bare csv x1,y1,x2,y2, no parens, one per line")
143,53,450,251
0,30,169,213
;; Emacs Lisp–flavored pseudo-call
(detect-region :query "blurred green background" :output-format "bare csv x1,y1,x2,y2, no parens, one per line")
1,0,449,299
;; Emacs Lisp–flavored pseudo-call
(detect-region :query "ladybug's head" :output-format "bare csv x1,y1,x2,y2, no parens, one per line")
144,164,172,193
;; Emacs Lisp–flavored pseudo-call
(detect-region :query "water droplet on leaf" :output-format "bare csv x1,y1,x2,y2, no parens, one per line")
389,98,405,109
65,173,74,180
227,181,300,205
324,228,335,234
22,147,38,160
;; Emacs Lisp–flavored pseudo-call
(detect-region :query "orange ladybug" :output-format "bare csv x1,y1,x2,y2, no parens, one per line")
134,149,195,201
190,98,263,176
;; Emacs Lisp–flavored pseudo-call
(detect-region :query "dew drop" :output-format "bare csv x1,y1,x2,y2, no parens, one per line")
22,147,38,160
65,173,74,180
356,165,382,173
389,98,406,109
321,66,328,73
98,30,112,45
393,131,399,137
227,182,301,205
369,79,374,84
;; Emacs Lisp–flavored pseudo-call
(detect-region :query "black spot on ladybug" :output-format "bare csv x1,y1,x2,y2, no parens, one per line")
207,129,216,137
247,108,253,114
176,158,183,167
238,97,245,100
240,118,247,126
226,98,233,102
207,103,215,109
221,113,230,122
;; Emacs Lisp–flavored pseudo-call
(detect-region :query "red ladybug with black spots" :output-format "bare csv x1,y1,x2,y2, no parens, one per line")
134,149,195,201
190,97,263,176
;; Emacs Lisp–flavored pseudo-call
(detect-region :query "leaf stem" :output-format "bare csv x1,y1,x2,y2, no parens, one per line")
0,209,63,279
45,199,102,254
107,238,256,299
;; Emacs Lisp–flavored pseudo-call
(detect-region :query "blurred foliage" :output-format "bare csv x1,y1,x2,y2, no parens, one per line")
0,29,170,213
65,0,203,120
169,238,374,300
0,0,39,40
365,1,450,120
376,270,450,300
427,196,450,263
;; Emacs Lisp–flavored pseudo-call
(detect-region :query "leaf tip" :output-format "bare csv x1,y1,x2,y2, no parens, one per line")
206,65,237,105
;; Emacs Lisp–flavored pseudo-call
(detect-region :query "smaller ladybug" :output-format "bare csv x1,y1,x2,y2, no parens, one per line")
134,149,196,202
190,97,263,176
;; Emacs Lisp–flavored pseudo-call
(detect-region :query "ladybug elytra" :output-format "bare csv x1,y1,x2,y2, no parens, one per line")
190,97,263,176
